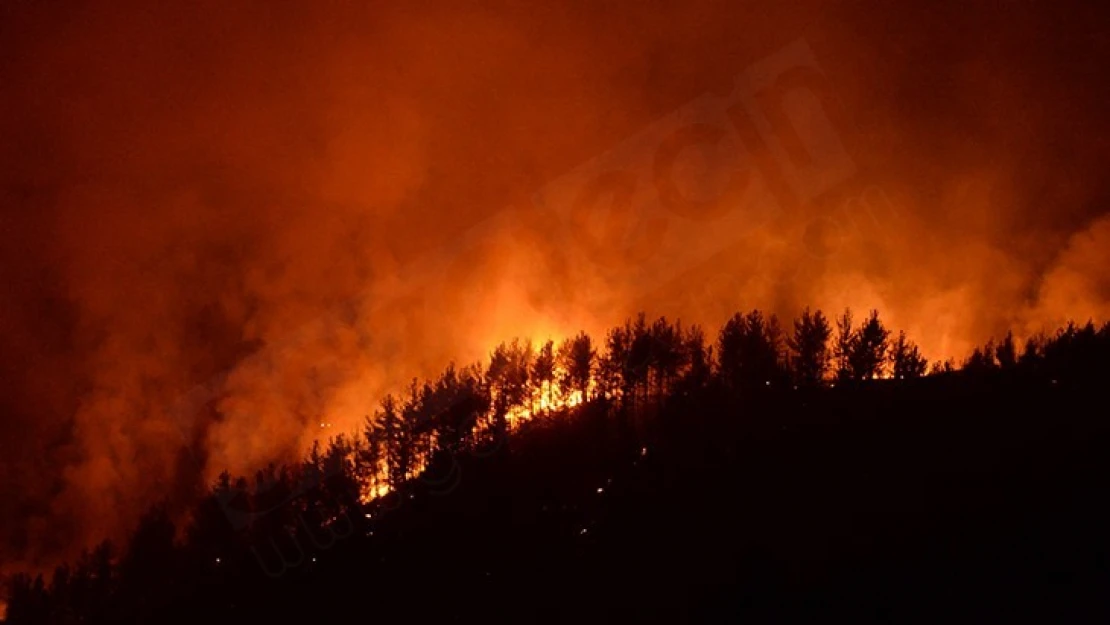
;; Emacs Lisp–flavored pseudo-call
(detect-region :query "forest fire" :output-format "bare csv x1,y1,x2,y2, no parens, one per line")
354,352,594,505
1,5,1109,622
338,307,941,508
506,378,588,426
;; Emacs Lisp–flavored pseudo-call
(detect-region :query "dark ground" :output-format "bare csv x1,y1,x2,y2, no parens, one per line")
170,374,1109,624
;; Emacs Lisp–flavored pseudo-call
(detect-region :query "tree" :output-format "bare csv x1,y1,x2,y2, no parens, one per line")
531,340,556,413
357,417,386,498
185,473,245,584
761,313,789,386
833,308,855,382
320,434,360,517
1040,320,1104,382
7,573,49,624
627,314,654,404
117,503,180,622
421,362,487,488
848,310,890,380
717,310,787,390
929,359,956,375
560,331,594,402
681,324,712,391
378,393,412,490
428,363,487,455
78,541,115,623
488,339,533,427
1019,333,1045,371
649,317,687,401
717,312,745,389
601,321,636,403
401,378,435,476
787,307,832,387
995,331,1017,369
963,341,997,374
889,330,928,379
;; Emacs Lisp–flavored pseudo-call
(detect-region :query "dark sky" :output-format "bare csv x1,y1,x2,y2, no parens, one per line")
1,0,1108,570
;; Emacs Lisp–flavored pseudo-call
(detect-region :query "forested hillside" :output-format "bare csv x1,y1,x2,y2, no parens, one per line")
5,310,1110,624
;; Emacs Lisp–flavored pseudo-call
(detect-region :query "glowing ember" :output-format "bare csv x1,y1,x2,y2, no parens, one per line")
355,375,592,505
507,378,587,428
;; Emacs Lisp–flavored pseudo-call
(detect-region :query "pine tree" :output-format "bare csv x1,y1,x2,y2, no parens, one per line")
849,310,890,380
996,331,1017,369
788,307,832,387
834,308,855,383
560,332,594,402
889,330,928,379
531,340,556,413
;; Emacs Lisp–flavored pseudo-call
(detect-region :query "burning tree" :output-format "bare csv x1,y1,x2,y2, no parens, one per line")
559,331,595,403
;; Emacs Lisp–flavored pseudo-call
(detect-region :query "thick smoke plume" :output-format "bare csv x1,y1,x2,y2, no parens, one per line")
1,0,1107,571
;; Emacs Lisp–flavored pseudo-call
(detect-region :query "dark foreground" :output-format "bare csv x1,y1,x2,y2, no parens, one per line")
163,375,1110,624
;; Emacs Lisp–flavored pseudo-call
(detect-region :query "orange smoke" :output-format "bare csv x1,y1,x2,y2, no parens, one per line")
1,0,1108,575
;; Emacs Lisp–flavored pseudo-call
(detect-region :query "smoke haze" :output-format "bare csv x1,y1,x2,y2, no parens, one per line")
1,0,1108,570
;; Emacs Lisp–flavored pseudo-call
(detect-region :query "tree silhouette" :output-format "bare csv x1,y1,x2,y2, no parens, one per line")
320,435,361,519
649,317,687,401
1039,320,1108,383
680,323,712,392
964,341,998,374
929,358,956,375
788,307,832,388
717,312,745,389
627,314,654,405
358,417,386,497
427,363,487,456
996,331,1017,369
718,310,787,390
560,331,595,402
848,310,890,381
7,574,48,624
10,305,1110,625
379,393,412,490
402,378,435,477
532,340,557,414
833,308,855,382
117,503,180,622
185,473,245,585
601,320,635,403
1018,332,1048,373
246,462,299,580
72,541,116,623
889,330,928,379
488,339,533,435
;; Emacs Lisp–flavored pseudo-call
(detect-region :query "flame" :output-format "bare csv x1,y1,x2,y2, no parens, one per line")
506,376,589,427
357,455,432,505
356,374,591,505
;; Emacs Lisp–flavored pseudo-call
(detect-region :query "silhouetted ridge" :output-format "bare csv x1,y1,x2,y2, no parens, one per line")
5,310,1110,624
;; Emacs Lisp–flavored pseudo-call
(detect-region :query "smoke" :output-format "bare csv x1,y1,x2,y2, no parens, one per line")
1022,215,1110,333
1,0,1107,571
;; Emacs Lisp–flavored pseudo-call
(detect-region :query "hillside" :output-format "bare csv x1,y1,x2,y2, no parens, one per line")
5,314,1110,624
